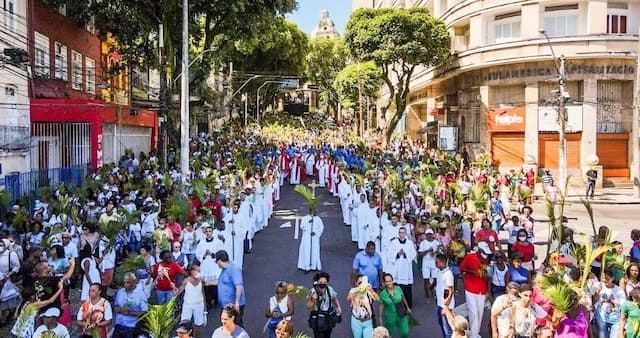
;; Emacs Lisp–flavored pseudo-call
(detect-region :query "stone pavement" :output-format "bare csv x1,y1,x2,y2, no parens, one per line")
535,183,640,205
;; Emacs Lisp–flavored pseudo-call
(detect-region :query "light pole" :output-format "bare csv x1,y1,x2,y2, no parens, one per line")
633,25,640,197
180,0,189,182
539,29,568,195
256,81,283,126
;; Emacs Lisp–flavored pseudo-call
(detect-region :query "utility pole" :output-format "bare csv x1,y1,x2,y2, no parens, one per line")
158,24,168,169
226,61,233,121
558,55,568,196
179,0,189,181
632,26,640,197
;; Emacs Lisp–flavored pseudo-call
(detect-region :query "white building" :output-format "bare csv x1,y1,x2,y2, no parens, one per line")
0,0,30,177
354,0,640,182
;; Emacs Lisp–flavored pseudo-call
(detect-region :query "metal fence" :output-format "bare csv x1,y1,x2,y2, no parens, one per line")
3,165,91,210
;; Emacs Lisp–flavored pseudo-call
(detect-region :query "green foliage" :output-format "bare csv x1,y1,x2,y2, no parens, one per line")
13,303,39,337
469,186,489,211
539,276,577,314
579,197,598,238
305,37,349,113
294,185,317,213
0,189,11,215
167,195,190,224
142,296,179,338
333,61,383,109
114,254,146,288
345,7,450,142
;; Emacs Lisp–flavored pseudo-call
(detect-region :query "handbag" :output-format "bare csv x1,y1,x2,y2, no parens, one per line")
308,310,331,331
267,305,283,330
395,301,408,317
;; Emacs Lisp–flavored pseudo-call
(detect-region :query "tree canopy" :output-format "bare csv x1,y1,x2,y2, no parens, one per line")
333,61,383,110
305,37,349,115
345,7,450,142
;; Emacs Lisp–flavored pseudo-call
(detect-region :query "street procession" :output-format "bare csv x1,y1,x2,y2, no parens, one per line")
2,1,640,338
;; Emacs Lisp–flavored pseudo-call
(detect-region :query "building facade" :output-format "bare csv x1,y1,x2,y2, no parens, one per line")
311,10,341,39
355,0,640,179
27,0,157,171
0,0,30,177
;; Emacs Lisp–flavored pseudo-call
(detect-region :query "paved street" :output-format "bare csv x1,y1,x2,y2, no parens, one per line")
197,180,484,337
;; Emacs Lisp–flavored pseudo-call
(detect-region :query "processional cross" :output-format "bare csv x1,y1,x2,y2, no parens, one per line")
308,179,319,198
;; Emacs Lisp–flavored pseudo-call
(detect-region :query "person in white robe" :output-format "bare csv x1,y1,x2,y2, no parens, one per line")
368,208,390,254
239,192,255,252
387,226,417,307
194,224,223,308
315,155,329,187
350,188,365,242
289,155,303,185
338,175,352,226
304,151,316,176
381,214,402,271
224,201,250,268
297,208,324,272
357,198,378,250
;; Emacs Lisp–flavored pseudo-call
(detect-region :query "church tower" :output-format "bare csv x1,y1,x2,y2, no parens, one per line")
310,10,340,39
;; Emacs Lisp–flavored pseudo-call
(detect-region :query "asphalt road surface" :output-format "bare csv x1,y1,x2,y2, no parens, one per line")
199,181,486,337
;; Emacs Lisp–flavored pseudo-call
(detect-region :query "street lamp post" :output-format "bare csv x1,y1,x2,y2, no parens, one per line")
180,0,189,182
540,29,568,195
256,81,283,126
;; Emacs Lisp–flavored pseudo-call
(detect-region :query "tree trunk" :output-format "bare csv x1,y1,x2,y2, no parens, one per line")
384,101,405,145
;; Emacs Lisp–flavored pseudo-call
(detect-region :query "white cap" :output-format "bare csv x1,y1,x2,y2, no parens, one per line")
144,197,153,204
425,228,434,235
476,241,492,255
40,307,61,317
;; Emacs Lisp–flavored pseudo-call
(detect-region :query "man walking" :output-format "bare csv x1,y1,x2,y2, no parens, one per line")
352,241,384,290
435,254,454,338
297,206,324,273
113,273,148,338
586,166,598,199
216,250,246,326
458,241,491,338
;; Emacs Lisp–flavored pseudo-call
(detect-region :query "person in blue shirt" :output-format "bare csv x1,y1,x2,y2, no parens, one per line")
630,229,640,262
113,272,148,338
216,250,246,326
351,241,384,290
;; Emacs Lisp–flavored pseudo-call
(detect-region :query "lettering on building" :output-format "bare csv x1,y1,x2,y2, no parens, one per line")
495,113,523,126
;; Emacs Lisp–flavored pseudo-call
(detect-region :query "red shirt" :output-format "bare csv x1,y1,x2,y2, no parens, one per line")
152,261,185,291
474,229,499,251
512,241,535,262
458,252,489,294
167,222,182,243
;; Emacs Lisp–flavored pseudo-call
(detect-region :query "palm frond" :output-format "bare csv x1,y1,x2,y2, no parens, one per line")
540,281,577,315
470,186,488,211
294,185,317,212
13,303,39,337
114,254,146,287
286,283,311,301
167,195,190,224
142,296,178,338
579,197,597,238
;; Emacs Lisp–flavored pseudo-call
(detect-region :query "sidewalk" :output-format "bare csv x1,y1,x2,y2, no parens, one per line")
540,184,640,205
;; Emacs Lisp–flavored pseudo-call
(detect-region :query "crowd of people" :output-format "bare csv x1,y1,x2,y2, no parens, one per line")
0,114,637,338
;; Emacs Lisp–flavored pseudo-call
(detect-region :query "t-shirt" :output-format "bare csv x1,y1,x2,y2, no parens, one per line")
218,263,246,307
491,294,518,336
33,323,71,338
502,222,524,245
622,301,640,338
436,267,455,309
211,326,250,338
592,283,626,324
458,252,488,295
418,239,441,268
352,251,383,288
502,302,548,337
152,261,185,291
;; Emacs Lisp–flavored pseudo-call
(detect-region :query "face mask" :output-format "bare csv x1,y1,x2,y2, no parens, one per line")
318,283,327,289
518,236,527,241
480,252,488,259
195,272,201,279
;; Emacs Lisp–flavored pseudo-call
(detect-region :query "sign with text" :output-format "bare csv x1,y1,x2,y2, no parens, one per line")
279,79,299,89
538,105,583,132
487,107,525,132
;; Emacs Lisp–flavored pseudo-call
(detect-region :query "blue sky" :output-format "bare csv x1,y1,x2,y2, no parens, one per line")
288,0,352,36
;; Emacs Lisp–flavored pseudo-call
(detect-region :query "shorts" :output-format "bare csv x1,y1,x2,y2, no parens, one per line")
422,266,439,279
181,302,206,326
100,268,114,287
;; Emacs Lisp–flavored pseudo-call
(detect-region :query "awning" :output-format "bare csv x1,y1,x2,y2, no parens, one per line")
417,121,438,134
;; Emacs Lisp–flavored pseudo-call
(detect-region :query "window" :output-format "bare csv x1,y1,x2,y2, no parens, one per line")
54,42,67,80
607,4,628,34
34,32,50,78
71,51,82,90
544,5,578,36
5,84,17,99
3,0,16,32
494,13,521,43
85,57,95,94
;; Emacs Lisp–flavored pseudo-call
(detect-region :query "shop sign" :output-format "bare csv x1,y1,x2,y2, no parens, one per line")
487,107,525,132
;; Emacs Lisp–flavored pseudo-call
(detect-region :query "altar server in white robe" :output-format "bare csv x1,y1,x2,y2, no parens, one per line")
315,154,329,187
350,187,365,242
381,214,402,270
289,154,303,185
387,226,417,307
304,150,316,176
223,201,250,268
195,223,223,307
357,197,379,250
368,207,390,254
338,174,352,226
295,186,323,272
238,191,255,252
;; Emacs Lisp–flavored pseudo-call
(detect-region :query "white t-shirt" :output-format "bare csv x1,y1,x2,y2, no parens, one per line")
418,239,440,269
503,222,524,245
76,297,114,322
436,267,455,309
33,323,70,338
502,302,548,337
491,294,518,336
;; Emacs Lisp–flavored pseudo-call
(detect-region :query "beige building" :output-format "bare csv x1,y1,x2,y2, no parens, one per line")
0,0,30,177
354,0,640,180
311,10,341,39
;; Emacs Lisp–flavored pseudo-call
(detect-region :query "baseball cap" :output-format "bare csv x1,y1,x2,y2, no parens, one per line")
176,320,192,333
40,307,61,318
425,228,435,235
476,241,492,255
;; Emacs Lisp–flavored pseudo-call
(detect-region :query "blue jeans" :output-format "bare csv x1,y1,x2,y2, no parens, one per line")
351,316,373,338
438,306,453,338
157,289,175,305
596,319,620,338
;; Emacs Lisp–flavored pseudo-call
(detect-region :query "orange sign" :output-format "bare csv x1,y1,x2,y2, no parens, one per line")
487,107,525,132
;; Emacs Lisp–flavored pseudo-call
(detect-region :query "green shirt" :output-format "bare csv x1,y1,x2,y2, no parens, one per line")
622,301,640,338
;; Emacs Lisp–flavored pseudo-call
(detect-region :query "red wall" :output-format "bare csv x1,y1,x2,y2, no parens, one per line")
28,0,101,99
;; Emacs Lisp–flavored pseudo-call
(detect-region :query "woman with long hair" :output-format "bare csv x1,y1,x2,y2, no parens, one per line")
377,273,411,338
176,264,205,338
211,304,249,338
79,244,100,301
442,305,470,338
275,320,294,338
620,263,640,298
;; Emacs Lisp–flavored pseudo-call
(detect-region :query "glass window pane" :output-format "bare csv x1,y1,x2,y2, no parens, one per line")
555,16,565,36
544,17,554,36
512,21,521,38
612,15,618,33
566,15,577,35
620,15,627,33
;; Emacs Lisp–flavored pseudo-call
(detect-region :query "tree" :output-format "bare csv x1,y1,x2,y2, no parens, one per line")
345,7,450,143
305,37,349,116
333,61,383,109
